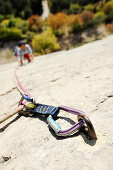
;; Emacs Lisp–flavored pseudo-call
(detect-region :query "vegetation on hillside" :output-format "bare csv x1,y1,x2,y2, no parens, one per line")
0,0,113,55
48,0,100,14
0,0,42,19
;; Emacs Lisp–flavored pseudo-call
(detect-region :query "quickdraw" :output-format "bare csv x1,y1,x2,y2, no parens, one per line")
0,67,97,139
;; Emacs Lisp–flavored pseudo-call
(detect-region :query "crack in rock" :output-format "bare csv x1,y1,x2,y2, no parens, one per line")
92,94,113,112
49,77,61,82
0,87,16,97
11,101,19,107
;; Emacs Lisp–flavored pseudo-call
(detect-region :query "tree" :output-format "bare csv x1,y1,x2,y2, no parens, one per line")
31,0,42,15
0,0,42,19
0,0,12,14
48,0,102,13
4,1,13,14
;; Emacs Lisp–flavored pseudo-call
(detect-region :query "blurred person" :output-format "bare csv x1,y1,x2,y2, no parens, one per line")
16,41,34,66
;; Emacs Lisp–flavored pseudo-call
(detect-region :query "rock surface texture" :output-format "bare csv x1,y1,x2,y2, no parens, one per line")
0,35,113,170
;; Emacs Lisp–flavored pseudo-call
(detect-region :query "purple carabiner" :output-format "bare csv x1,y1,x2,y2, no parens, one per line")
47,106,97,139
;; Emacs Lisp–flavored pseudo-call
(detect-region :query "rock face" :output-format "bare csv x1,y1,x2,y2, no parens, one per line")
0,35,113,170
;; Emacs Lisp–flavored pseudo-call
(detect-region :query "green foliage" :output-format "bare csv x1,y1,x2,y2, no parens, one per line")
0,0,13,14
0,0,111,49
0,0,42,19
67,14,83,32
21,7,32,19
48,0,70,13
94,12,107,24
4,14,14,20
25,31,35,41
69,3,81,14
48,0,101,13
0,14,4,22
103,1,113,15
84,4,94,11
103,1,113,22
8,18,29,33
32,28,60,55
30,0,42,15
72,0,101,6
0,27,23,41
0,19,10,27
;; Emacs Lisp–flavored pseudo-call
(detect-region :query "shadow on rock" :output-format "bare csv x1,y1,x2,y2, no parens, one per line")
79,127,97,146
0,113,97,146
48,123,97,146
0,115,21,133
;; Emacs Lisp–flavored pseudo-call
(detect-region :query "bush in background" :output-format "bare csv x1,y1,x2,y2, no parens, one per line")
48,0,70,13
0,0,42,19
80,11,94,27
0,15,4,22
0,19,9,27
47,12,67,36
84,4,94,11
103,1,113,22
8,18,29,34
0,27,23,41
106,23,113,33
32,28,60,55
95,1,105,12
4,14,14,19
103,1,113,15
69,3,81,14
94,11,107,24
28,15,43,32
48,0,100,14
66,14,83,32
25,31,35,42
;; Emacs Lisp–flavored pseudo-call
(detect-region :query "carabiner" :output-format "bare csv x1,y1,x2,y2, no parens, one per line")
47,106,97,139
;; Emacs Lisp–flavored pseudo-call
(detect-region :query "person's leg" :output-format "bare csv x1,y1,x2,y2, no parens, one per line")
20,58,23,65
24,53,31,63
18,55,23,66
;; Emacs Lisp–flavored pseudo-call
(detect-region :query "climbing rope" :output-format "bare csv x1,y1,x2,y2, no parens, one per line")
0,67,97,139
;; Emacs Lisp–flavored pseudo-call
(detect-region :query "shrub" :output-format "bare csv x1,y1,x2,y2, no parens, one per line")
8,18,29,34
0,27,23,41
25,31,35,42
20,7,32,19
66,14,83,32
28,15,43,32
0,15,4,22
84,4,94,12
103,1,113,22
94,12,107,24
47,12,67,36
95,1,105,12
32,28,60,55
48,0,70,13
4,14,14,19
48,0,97,13
103,1,113,15
80,11,94,27
106,23,113,33
69,3,81,14
1,19,9,27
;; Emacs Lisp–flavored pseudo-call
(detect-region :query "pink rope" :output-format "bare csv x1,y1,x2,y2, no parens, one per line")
15,67,32,105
